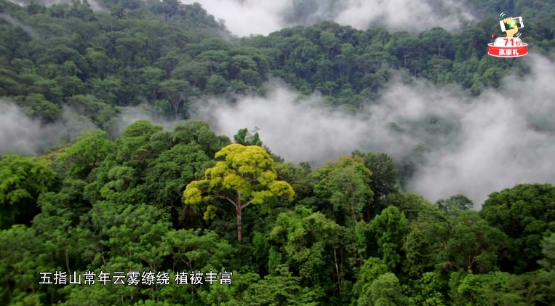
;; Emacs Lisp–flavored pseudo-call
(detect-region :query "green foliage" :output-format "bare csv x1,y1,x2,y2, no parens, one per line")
436,194,474,214
20,93,62,123
270,206,348,293
233,128,263,146
0,0,550,136
57,129,115,180
0,119,554,305
434,211,509,274
352,257,389,299
351,150,399,203
163,228,232,271
275,162,313,200
454,272,524,306
144,143,211,209
236,266,320,306
402,222,436,280
0,155,58,228
382,192,432,222
185,144,295,240
411,272,448,306
0,225,47,303
312,156,374,225
480,184,555,274
198,271,259,305
369,206,408,270
357,273,410,306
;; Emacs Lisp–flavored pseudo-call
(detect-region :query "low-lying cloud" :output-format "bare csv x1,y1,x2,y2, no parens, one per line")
0,101,96,156
192,55,555,207
410,55,555,206
0,13,40,39
192,82,418,163
0,102,185,158
2,56,554,208
0,100,47,156
8,0,103,11
180,0,473,36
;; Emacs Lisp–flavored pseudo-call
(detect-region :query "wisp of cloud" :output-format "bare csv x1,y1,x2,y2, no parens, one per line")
180,0,473,36
0,100,97,157
0,100,46,156
410,55,555,206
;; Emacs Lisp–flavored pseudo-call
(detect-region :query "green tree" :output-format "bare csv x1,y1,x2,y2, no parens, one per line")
199,271,259,306
274,162,313,200
144,142,211,210
535,233,555,303
436,194,473,214
352,257,389,300
403,222,436,279
0,225,49,305
411,272,448,306
0,155,59,229
20,93,62,123
454,272,525,306
159,79,192,120
382,192,432,222
435,211,509,274
270,206,349,297
357,273,410,306
57,129,115,180
312,156,374,225
205,74,228,94
140,66,165,103
163,228,231,271
184,144,295,240
65,95,116,129
237,266,319,305
480,184,555,274
319,31,337,59
351,150,399,219
234,128,263,146
369,206,408,270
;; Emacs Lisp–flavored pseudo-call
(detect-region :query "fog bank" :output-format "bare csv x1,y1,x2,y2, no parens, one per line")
191,55,555,207
180,0,473,36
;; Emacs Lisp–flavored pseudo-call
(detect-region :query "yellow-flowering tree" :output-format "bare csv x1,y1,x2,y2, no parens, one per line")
184,144,295,240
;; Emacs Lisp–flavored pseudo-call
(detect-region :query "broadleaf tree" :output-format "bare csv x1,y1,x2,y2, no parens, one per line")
184,144,295,240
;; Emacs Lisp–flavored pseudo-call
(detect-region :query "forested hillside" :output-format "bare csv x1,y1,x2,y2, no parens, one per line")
1,0,554,128
1,121,555,305
1,0,555,305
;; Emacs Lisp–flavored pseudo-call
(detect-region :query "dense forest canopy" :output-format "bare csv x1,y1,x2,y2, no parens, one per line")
0,0,555,305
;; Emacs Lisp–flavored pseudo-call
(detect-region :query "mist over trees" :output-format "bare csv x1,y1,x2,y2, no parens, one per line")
1,0,555,305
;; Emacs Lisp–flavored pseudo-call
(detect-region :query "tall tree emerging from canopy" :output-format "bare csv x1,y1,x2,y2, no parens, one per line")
312,156,374,225
184,144,295,241
234,128,263,146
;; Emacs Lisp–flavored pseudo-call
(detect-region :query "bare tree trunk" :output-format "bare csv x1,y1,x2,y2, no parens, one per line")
237,205,242,241
333,249,342,295
171,97,179,120
237,192,243,241
65,248,71,274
